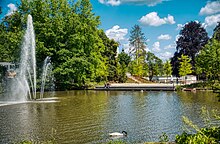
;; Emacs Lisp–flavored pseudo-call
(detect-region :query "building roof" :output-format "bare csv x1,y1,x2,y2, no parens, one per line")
0,62,15,66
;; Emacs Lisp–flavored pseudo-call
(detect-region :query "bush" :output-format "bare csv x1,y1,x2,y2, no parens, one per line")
175,127,220,144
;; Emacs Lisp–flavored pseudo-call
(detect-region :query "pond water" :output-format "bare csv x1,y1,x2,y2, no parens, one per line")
0,91,219,143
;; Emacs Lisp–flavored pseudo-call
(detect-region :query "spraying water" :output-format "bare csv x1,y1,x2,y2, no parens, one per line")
0,15,36,101
40,56,54,99
15,14,36,100
0,15,55,101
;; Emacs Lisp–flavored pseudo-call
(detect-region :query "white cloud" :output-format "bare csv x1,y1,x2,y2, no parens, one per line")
123,43,131,53
159,52,173,60
139,12,175,26
199,1,220,15
105,25,128,41
6,3,17,16
176,24,184,30
204,14,220,27
175,34,181,42
98,0,167,6
152,41,161,52
164,43,176,49
122,43,150,55
157,34,171,40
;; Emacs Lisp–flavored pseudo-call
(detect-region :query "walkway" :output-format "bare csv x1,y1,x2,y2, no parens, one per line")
95,83,176,91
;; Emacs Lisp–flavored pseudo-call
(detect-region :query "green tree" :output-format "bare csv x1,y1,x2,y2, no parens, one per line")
179,55,192,83
195,21,220,83
99,30,119,82
146,51,163,81
129,25,147,62
118,49,131,67
128,24,147,76
213,22,220,41
0,0,115,89
164,60,172,81
196,39,220,82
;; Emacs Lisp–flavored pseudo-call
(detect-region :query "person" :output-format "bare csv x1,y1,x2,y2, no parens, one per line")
106,82,110,88
170,76,173,84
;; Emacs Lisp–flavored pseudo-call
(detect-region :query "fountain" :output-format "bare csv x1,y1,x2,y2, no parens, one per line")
40,56,55,99
0,14,54,101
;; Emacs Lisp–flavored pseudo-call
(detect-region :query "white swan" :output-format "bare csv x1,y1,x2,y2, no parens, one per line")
109,131,127,137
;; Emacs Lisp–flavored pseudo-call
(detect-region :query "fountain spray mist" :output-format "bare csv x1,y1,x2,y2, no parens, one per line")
9,15,36,101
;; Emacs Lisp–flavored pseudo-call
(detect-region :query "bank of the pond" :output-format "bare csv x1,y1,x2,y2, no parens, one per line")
94,83,176,91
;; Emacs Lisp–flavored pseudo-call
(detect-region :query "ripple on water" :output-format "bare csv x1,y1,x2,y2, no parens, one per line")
0,91,220,143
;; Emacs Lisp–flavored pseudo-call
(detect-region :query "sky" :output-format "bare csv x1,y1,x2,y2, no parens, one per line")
1,0,220,60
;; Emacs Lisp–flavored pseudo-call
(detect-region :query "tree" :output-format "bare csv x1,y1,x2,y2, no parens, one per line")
0,7,2,15
0,0,116,89
118,49,131,67
171,21,209,76
118,49,131,82
213,22,220,41
128,25,147,76
129,24,147,63
146,51,163,81
164,60,172,81
196,39,220,82
179,55,192,83
196,21,220,82
99,30,119,82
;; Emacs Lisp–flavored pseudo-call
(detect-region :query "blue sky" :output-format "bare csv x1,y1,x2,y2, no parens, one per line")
1,0,220,60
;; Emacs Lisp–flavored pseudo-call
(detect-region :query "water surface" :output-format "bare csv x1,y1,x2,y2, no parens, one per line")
0,91,219,143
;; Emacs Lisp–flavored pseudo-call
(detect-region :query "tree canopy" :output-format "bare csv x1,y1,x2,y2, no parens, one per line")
0,0,119,89
171,21,209,76
196,24,220,82
213,22,220,41
178,54,192,77
163,60,172,78
128,24,148,76
129,25,147,61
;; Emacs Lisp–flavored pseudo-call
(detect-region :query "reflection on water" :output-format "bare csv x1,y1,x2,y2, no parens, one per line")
0,91,219,143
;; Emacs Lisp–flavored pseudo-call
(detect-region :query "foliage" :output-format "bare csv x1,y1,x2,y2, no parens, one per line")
118,49,131,67
129,24,147,61
18,140,54,144
171,21,209,76
159,132,169,142
146,52,163,81
99,30,119,82
128,25,148,76
196,38,220,82
178,55,192,77
176,107,220,144
117,49,131,82
163,60,172,78
213,22,220,41
107,140,127,144
0,0,119,89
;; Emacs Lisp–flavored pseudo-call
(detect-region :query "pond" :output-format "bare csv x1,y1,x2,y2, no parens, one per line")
0,91,219,143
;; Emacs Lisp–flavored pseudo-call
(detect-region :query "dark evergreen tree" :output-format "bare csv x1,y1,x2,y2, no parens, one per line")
129,24,147,61
118,49,131,67
146,52,163,81
213,22,220,41
171,21,209,76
